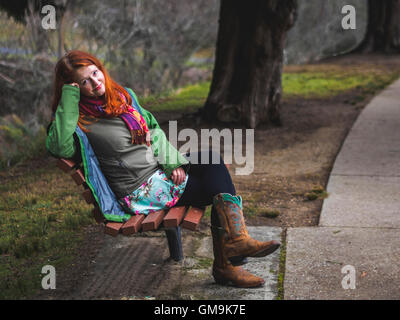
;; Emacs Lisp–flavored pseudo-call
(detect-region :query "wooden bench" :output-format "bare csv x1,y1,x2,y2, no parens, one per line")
56,158,206,262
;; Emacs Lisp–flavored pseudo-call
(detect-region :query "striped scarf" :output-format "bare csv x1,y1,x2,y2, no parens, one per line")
78,93,149,145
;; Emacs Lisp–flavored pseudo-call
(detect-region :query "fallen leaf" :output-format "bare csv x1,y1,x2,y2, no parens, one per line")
361,271,367,278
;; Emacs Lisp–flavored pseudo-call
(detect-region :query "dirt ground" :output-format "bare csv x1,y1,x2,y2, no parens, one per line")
34,54,400,300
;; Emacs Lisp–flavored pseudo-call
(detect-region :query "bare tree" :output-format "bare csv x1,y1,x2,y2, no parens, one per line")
0,1,62,125
0,0,71,57
76,0,219,94
0,0,219,125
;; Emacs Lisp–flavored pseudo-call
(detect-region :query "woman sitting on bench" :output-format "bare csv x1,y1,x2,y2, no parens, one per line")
46,50,280,288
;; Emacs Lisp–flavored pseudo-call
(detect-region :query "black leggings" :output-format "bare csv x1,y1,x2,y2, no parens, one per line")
175,150,236,225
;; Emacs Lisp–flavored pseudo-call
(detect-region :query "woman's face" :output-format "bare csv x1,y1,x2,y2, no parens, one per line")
73,64,106,97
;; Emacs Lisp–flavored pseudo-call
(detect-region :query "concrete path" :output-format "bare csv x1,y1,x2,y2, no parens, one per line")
284,78,400,299
53,225,281,300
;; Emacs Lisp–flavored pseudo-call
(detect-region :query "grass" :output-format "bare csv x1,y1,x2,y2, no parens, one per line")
277,230,287,300
260,209,280,219
140,81,211,113
194,257,213,269
0,165,94,299
137,62,400,114
282,72,379,98
282,64,400,99
304,185,329,201
243,204,258,217
0,115,47,170
203,206,212,218
242,192,281,219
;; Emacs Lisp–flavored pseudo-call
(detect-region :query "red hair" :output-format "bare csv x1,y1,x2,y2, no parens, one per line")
51,50,132,131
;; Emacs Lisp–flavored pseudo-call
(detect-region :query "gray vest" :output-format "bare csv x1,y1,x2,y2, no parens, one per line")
85,116,159,198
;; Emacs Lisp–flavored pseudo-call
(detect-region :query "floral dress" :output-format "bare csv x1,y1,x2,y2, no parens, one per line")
118,169,188,215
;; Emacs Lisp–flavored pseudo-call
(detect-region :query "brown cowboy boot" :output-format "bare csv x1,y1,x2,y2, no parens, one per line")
211,226,264,288
213,193,281,261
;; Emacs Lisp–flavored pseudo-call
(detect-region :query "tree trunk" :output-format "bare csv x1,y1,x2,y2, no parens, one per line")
354,0,400,53
202,0,297,128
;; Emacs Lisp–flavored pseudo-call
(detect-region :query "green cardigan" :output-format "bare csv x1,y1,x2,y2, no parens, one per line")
46,85,189,198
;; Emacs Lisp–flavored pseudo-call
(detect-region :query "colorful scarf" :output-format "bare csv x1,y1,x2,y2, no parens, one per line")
78,92,150,145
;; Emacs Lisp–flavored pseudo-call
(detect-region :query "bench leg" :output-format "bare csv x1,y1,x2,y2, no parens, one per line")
164,226,183,262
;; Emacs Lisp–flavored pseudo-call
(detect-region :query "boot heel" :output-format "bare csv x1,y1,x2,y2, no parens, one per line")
213,275,230,285
229,256,248,266
213,271,230,285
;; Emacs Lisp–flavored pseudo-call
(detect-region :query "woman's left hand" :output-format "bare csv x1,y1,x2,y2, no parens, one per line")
171,167,186,185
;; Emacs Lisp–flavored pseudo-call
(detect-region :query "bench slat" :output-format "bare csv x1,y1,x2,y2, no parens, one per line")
56,158,206,244
71,169,85,185
92,207,105,224
182,207,204,231
141,210,165,231
104,222,123,237
121,214,145,235
163,206,187,228
82,189,95,204
57,159,76,172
